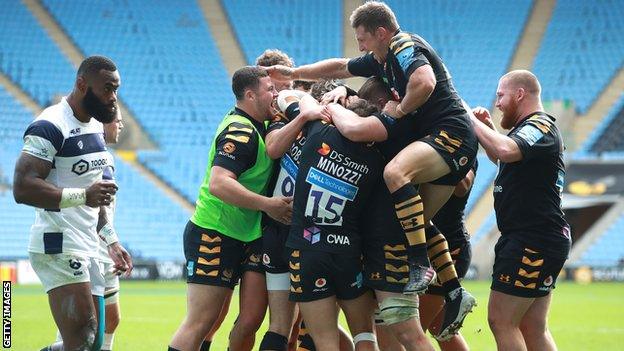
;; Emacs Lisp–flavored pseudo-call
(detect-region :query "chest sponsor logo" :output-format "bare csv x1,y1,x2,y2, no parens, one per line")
326,233,350,246
71,160,89,175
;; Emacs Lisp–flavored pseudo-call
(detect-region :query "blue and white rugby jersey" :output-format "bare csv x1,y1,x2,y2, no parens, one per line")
22,97,114,257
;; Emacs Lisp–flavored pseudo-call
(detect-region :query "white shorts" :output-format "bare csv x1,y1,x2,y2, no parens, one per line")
29,252,106,296
102,261,120,305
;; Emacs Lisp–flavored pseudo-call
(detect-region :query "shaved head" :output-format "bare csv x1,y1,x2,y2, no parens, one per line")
500,70,541,97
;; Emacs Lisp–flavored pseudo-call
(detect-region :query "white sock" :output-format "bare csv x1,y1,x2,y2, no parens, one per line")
102,333,115,350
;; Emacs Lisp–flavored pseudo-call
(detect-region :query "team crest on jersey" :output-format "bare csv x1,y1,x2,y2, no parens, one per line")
315,278,327,288
543,275,553,287
222,269,233,281
262,253,271,265
223,142,236,154
459,156,469,167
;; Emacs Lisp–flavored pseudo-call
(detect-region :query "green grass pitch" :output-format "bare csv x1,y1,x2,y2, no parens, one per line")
9,280,624,350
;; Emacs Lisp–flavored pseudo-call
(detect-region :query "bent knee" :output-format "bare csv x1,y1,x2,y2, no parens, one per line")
383,162,410,190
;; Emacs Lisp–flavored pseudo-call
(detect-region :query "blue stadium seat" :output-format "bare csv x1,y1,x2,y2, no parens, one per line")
387,0,532,108
534,1,624,114
222,0,342,66
578,213,624,267
0,2,75,106
43,0,232,204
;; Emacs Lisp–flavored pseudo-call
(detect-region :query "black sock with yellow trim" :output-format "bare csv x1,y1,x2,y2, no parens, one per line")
426,225,461,292
391,184,429,267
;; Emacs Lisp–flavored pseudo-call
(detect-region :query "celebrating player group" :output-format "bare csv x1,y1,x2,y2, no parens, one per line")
16,1,570,351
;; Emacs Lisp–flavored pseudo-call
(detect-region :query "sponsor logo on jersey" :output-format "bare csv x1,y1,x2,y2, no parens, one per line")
71,160,89,175
494,185,503,193
326,234,351,246
303,226,321,244
77,140,84,150
351,272,363,288
317,143,331,156
222,269,233,281
186,261,195,277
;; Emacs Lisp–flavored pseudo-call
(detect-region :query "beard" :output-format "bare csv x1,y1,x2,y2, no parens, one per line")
83,87,116,123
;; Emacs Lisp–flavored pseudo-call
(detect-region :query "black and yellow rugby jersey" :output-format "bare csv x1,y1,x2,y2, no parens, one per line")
287,120,383,255
494,112,571,259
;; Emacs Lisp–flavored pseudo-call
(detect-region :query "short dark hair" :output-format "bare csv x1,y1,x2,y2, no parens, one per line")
232,66,269,101
77,55,117,78
358,76,391,102
350,1,399,34
292,80,313,92
347,99,380,117
255,49,294,67
310,79,342,101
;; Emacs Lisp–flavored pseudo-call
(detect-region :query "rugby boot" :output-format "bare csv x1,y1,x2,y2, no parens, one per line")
402,263,436,295
436,287,477,341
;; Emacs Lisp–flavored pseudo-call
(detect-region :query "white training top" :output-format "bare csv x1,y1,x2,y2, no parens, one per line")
22,97,113,257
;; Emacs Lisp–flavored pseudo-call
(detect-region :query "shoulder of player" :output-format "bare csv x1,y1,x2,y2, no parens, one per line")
523,113,557,135
389,31,418,55
219,122,258,144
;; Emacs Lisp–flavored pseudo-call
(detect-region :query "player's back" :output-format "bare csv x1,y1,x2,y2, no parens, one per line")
287,120,383,254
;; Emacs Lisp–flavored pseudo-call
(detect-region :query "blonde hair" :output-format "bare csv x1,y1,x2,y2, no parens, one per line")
255,49,294,67
501,70,541,96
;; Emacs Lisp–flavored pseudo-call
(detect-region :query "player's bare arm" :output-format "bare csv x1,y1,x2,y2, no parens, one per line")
209,166,292,224
326,103,388,142
471,106,500,164
384,64,436,118
265,92,329,159
14,153,117,208
470,108,522,163
267,58,353,82
97,206,133,277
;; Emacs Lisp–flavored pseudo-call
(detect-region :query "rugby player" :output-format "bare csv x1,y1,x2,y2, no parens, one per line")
471,70,570,351
267,6,479,328
99,110,126,351
168,66,292,351
420,161,477,347
323,76,475,343
287,95,383,351
14,55,132,351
